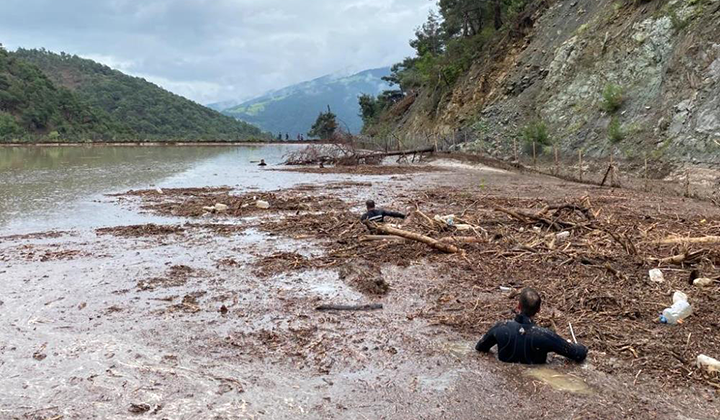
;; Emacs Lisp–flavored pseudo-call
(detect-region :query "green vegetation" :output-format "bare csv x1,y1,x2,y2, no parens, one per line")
9,48,266,142
358,90,404,130
224,68,390,136
308,107,338,140
520,119,551,154
600,83,624,114
0,45,129,142
360,1,532,133
607,117,625,144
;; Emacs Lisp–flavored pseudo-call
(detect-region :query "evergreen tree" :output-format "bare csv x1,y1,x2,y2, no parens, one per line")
308,106,338,140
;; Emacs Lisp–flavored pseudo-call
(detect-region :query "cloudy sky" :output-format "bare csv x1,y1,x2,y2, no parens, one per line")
0,0,431,105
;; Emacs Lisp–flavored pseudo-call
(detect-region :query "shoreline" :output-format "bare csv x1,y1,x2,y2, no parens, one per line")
0,140,329,148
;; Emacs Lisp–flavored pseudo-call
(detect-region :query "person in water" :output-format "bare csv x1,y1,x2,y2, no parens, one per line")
360,200,406,223
258,159,267,167
475,288,587,364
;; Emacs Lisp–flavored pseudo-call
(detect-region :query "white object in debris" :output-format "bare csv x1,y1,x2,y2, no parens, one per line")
649,269,665,283
693,277,713,287
256,200,271,209
556,231,570,241
155,187,164,194
214,203,228,212
434,214,456,226
202,206,216,212
660,291,692,325
697,355,720,373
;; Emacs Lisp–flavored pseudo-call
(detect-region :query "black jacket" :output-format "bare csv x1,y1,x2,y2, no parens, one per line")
475,314,587,364
361,208,406,223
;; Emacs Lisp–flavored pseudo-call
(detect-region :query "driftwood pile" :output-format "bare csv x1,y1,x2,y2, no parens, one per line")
284,143,435,166
257,187,719,389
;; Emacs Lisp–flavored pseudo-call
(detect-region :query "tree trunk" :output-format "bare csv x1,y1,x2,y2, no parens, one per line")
368,223,460,254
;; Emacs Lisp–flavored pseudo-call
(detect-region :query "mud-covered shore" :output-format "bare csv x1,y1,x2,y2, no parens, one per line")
1,160,718,420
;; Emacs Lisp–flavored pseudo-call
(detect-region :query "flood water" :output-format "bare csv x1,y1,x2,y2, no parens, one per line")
0,145,333,235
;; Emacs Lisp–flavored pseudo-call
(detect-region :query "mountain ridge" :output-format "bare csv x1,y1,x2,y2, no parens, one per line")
222,67,391,136
4,47,266,142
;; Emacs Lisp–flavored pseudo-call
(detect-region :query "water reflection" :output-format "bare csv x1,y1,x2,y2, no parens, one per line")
0,145,322,234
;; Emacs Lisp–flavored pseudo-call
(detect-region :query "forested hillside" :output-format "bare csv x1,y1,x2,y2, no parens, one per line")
362,0,720,166
8,48,266,142
0,45,130,141
223,68,390,136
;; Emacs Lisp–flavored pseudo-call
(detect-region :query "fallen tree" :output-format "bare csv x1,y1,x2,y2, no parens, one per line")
366,222,460,254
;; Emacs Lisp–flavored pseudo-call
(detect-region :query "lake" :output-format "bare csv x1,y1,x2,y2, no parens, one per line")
0,144,335,235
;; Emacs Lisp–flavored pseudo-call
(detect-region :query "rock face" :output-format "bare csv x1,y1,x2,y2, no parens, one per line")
383,0,720,166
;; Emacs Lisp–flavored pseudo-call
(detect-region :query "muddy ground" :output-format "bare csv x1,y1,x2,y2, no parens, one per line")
1,160,718,420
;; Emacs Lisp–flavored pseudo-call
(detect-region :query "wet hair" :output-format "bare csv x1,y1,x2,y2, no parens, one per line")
366,200,375,209
519,288,542,317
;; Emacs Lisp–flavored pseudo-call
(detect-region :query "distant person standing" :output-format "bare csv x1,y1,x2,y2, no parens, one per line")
285,133,290,141
277,132,282,141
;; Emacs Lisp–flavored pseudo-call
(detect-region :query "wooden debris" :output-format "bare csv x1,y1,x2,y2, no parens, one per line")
367,222,460,254
316,304,383,312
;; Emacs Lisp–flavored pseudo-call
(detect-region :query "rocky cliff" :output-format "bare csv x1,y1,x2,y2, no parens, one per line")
380,0,720,168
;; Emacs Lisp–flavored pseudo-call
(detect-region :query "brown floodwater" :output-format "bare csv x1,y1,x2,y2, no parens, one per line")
0,145,351,235
0,149,717,419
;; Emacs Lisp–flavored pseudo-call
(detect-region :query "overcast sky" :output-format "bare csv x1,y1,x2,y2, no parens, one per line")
0,0,431,105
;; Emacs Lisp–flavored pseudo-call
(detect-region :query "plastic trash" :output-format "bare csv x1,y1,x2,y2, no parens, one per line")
434,214,456,227
255,200,271,209
155,187,164,194
693,277,713,287
649,268,665,283
697,355,720,373
214,203,228,212
660,291,693,325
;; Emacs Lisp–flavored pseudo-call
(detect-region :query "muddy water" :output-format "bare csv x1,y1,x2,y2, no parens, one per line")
1,151,717,419
0,145,343,235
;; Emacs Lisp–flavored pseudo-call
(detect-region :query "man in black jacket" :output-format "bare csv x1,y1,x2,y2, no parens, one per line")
360,200,406,223
476,288,588,364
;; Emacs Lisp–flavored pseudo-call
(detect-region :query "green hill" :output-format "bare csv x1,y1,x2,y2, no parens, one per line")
10,48,266,142
222,68,391,137
0,45,129,141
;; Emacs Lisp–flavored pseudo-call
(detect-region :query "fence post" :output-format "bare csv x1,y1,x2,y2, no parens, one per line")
578,149,584,182
645,153,650,192
553,145,559,176
532,142,537,168
684,170,691,197
513,138,519,164
610,152,615,187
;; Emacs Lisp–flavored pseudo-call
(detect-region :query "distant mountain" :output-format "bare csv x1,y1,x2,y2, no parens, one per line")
11,48,266,142
206,99,243,112
223,67,391,136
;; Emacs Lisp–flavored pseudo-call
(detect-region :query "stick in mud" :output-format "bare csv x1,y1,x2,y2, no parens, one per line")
316,304,383,312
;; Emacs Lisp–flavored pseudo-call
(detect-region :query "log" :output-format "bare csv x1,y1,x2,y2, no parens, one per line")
652,236,720,245
316,304,383,312
359,235,407,242
439,236,485,244
650,250,707,265
368,222,460,253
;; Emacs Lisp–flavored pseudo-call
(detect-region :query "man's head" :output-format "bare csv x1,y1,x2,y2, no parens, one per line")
518,288,542,317
366,200,376,210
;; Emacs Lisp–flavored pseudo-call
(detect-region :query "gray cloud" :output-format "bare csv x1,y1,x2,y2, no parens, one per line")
0,0,431,104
